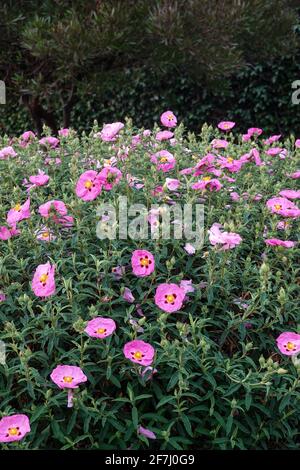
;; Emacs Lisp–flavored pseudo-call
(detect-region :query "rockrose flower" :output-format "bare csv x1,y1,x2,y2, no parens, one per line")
208,223,242,250
131,250,155,277
191,177,222,191
264,134,281,145
151,150,176,172
39,200,68,218
20,131,35,147
211,139,229,149
31,262,56,297
138,426,157,440
0,414,30,443
123,339,155,366
276,332,300,356
58,128,70,137
266,197,300,218
0,292,6,302
265,239,295,248
99,122,124,141
154,283,185,313
0,146,17,159
6,198,31,226
156,130,174,141
36,226,56,242
98,166,122,190
75,170,102,201
217,121,235,131
266,147,283,156
50,364,87,408
217,156,244,173
295,139,300,148
39,136,59,148
160,110,177,128
279,189,300,200
123,287,135,303
288,171,300,179
23,170,49,191
165,178,180,191
84,317,116,339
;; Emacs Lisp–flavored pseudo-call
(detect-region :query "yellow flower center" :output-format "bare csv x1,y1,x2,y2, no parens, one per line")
14,203,21,211
166,294,175,303
84,180,93,189
223,123,230,129
286,342,295,351
168,114,173,120
140,257,150,267
160,157,168,163
105,159,111,165
63,376,73,383
8,427,19,436
39,273,48,283
203,176,211,181
274,204,282,210
134,351,142,360
227,157,234,163
42,232,50,238
97,327,106,334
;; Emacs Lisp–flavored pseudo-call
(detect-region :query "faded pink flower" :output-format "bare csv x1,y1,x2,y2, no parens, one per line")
266,197,300,218
217,156,244,173
266,147,282,156
39,136,59,148
7,198,31,226
264,135,281,145
20,131,35,147
279,189,300,200
191,177,222,191
0,292,6,302
0,146,17,160
98,166,122,190
295,139,300,148
208,223,242,250
138,426,157,440
211,139,229,149
58,128,70,137
165,178,180,191
75,170,102,201
84,317,116,339
160,110,177,128
123,287,135,303
180,279,194,294
217,121,235,131
154,283,185,313
156,130,174,141
39,200,68,218
288,171,300,179
265,239,295,248
276,332,300,356
123,339,155,366
0,414,30,443
131,250,155,277
99,122,124,141
31,262,56,297
184,243,196,255
151,150,176,172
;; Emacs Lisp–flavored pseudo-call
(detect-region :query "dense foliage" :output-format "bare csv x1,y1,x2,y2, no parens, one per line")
0,118,299,449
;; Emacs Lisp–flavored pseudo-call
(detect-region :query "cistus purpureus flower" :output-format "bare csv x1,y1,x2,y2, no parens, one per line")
208,223,242,250
0,146,17,159
266,197,300,218
265,239,295,248
75,170,102,201
217,121,235,131
276,332,300,356
39,136,59,148
211,138,229,149
123,287,135,303
184,243,196,255
38,200,68,218
0,414,30,443
36,226,56,242
150,150,176,172
0,292,6,302
123,339,155,366
99,122,124,141
154,283,185,313
98,166,122,190
23,170,49,192
191,178,223,192
165,178,180,191
58,128,70,137
160,110,177,128
84,317,116,339
279,189,300,200
131,250,155,277
31,262,56,297
19,130,35,147
138,425,157,440
50,365,87,408
6,198,31,226
156,130,174,141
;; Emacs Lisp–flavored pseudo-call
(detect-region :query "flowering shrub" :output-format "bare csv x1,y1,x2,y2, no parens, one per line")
0,116,299,450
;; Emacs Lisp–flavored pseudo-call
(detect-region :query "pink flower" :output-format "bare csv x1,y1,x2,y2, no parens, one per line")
265,239,295,248
84,317,116,339
156,130,174,141
230,192,240,201
151,150,176,172
0,226,13,240
295,139,300,148
30,170,49,186
279,189,300,200
112,266,125,279
240,148,262,166
0,292,6,302
0,414,30,443
98,166,122,190
58,128,70,137
50,365,87,389
247,127,263,137
99,122,124,141
123,287,135,303
184,243,196,255
288,171,300,179
211,139,229,149
217,121,235,131
217,156,244,173
191,177,222,191
180,279,194,294
123,339,155,366
39,136,59,148
138,426,157,440
20,131,35,146
264,135,281,145
208,223,242,250
131,250,155,277
39,200,68,218
165,178,180,191
276,332,300,356
0,146,17,160
75,170,102,201
36,226,56,242
154,283,185,313
266,197,300,218
160,110,177,128
277,221,289,230
7,198,31,226
266,147,282,156
31,262,56,297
